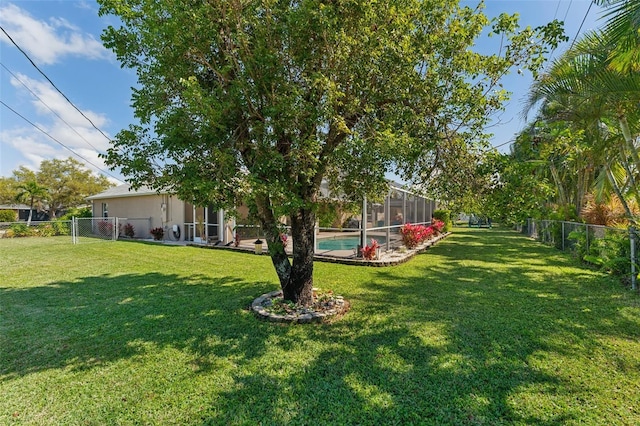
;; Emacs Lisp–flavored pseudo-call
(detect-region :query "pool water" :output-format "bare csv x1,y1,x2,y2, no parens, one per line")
317,236,387,251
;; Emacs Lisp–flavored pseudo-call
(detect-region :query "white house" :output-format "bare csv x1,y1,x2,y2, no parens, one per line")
86,184,237,243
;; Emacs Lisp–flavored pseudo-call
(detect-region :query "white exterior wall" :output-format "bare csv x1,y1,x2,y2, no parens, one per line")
91,194,186,240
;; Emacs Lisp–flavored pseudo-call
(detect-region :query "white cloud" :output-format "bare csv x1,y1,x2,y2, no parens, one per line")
0,3,111,65
2,73,115,178
1,125,117,180
11,73,110,134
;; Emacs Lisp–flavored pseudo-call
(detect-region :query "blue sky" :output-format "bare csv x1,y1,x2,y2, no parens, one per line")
0,0,604,183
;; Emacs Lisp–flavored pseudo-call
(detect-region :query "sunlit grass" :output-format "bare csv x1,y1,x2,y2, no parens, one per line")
1,227,639,425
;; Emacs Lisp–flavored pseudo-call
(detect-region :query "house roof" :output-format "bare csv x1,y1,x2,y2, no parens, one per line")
0,203,32,210
87,180,419,202
86,184,167,200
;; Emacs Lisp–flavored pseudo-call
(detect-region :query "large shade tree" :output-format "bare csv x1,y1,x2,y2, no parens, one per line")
1,158,113,219
38,158,113,219
98,0,565,305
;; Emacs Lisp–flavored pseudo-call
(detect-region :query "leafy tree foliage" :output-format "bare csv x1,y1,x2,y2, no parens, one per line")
594,0,640,73
0,158,113,219
517,0,640,225
0,177,19,205
98,0,566,304
15,180,48,225
481,151,554,225
38,158,113,219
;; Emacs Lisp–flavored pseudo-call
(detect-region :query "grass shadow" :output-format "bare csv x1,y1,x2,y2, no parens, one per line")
198,227,640,424
1,272,283,381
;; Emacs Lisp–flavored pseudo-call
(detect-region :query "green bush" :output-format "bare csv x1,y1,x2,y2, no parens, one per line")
10,223,34,237
432,210,452,232
53,221,71,236
0,210,17,222
549,221,564,249
567,228,590,260
59,207,93,220
569,227,631,277
587,230,631,277
547,206,581,249
35,224,57,237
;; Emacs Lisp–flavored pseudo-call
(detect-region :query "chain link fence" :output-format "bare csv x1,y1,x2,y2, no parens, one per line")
73,217,118,243
0,220,73,246
0,217,119,246
519,218,638,290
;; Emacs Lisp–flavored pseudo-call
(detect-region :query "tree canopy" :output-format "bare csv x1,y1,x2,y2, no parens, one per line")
98,0,566,304
0,157,113,219
488,0,640,226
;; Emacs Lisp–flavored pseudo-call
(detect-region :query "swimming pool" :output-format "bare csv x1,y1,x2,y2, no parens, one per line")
317,236,387,251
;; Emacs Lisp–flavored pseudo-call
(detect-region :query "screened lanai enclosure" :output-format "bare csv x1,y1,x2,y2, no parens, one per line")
232,182,438,258
313,182,438,257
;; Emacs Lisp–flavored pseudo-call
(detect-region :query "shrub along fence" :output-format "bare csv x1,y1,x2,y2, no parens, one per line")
517,219,638,290
0,217,119,245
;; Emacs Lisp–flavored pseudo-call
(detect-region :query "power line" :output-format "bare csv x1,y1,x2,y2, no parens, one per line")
563,0,574,22
1,62,104,153
0,25,113,143
569,1,595,50
0,100,123,182
553,0,562,20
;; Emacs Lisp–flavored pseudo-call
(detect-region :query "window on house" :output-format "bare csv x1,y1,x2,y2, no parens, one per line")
102,202,108,218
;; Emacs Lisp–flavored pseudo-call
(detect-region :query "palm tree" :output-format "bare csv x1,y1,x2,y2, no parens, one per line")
594,0,640,73
14,181,48,226
522,27,640,222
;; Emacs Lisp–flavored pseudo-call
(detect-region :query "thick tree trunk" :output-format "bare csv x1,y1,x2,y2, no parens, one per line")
253,194,316,306
267,235,291,290
253,194,292,291
285,208,316,305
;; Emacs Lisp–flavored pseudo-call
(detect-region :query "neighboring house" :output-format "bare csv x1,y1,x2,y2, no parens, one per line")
86,184,235,243
0,204,49,222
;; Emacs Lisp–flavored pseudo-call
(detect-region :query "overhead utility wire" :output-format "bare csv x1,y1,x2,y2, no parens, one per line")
553,0,562,20
563,0,575,22
0,25,113,143
547,0,574,64
569,1,595,50
1,62,103,153
0,100,123,182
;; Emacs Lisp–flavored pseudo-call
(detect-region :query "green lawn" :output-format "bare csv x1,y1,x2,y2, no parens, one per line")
1,227,639,425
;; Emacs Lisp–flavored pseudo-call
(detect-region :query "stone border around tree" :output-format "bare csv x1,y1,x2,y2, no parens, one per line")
244,232,450,324
251,290,351,324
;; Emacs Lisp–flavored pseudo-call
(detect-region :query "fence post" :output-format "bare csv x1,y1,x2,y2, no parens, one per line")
630,226,637,291
562,222,565,251
585,224,590,254
72,216,77,244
